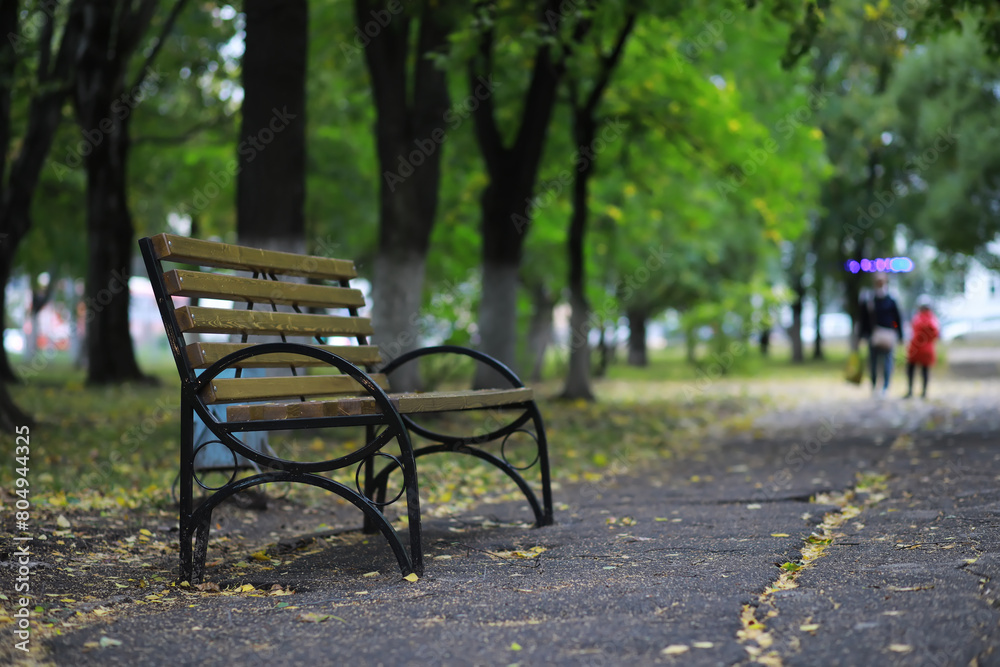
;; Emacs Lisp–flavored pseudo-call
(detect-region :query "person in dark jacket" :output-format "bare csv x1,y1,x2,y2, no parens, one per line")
857,272,904,397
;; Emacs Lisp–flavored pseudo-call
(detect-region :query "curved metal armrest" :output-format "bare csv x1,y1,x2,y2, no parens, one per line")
190,342,399,427
380,345,524,389
185,341,411,472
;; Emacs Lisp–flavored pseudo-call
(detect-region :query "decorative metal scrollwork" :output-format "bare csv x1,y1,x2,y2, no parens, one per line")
192,440,240,491
355,452,407,507
500,429,540,471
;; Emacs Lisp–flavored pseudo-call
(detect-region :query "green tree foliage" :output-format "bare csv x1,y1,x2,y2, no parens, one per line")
888,20,1000,255
584,5,826,366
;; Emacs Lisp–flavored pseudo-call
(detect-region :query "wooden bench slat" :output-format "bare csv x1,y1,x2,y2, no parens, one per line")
203,373,392,404
165,270,366,308
151,233,357,280
225,387,534,420
186,343,383,369
175,306,373,337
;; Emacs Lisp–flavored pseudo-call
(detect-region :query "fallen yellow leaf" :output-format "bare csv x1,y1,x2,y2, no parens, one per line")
661,644,690,655
403,573,419,582
889,644,913,653
771,533,790,538
56,515,71,529
799,624,820,632
297,612,331,623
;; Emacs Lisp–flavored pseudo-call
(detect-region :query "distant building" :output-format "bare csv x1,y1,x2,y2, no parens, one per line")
936,256,1000,341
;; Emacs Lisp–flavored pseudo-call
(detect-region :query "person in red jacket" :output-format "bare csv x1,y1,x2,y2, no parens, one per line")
904,295,939,399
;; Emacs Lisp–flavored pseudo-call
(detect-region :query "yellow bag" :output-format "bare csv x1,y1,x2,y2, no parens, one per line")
845,350,863,385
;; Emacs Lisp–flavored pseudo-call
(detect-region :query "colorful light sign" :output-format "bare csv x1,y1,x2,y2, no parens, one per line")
844,257,913,273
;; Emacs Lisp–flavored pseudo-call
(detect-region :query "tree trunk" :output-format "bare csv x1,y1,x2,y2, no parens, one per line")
684,325,697,364
558,14,633,399
83,123,147,384
627,309,648,367
526,283,554,383
473,174,538,387
561,115,596,400
470,3,569,388
25,277,55,361
0,278,18,380
0,1,82,385
360,2,452,392
594,324,612,378
24,311,38,360
371,252,426,390
238,0,307,250
759,327,771,357
562,286,593,397
475,257,521,387
74,1,152,385
789,280,805,364
0,380,33,430
813,289,824,360
0,0,15,383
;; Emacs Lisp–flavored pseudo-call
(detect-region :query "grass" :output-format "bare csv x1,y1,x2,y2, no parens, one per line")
601,340,852,383
1,343,848,514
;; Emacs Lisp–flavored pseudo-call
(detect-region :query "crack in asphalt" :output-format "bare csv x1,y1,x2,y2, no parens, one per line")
735,480,890,666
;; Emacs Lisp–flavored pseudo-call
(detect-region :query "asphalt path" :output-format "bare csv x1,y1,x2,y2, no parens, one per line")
28,378,999,667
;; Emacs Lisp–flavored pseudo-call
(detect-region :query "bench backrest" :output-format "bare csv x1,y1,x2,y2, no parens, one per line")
140,233,388,405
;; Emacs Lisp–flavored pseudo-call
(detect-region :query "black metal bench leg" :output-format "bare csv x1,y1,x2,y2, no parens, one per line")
529,402,554,527
192,519,211,584
179,523,194,582
403,462,423,576
362,424,378,534
179,395,196,581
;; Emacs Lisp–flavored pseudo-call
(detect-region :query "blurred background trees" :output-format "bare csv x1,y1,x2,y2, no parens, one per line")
3,0,1000,425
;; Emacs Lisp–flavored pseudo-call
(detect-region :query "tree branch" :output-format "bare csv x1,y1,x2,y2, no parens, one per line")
468,3,505,176
510,0,585,172
129,0,191,91
37,2,56,80
584,12,636,114
356,0,411,126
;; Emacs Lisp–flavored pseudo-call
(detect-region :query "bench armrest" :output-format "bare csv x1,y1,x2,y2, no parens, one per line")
380,345,524,389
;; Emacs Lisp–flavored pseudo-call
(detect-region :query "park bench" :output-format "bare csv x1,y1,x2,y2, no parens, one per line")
139,233,552,582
